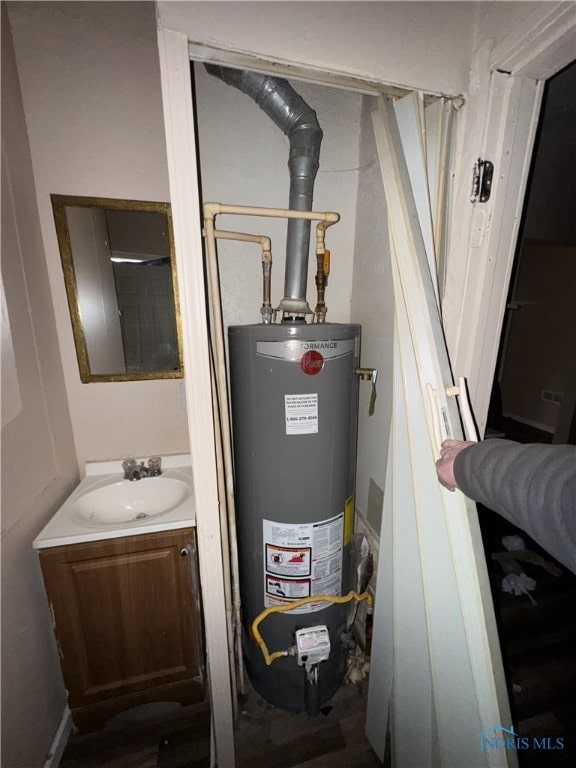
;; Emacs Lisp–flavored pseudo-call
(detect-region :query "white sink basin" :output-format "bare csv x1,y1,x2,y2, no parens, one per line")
73,475,191,526
33,455,195,549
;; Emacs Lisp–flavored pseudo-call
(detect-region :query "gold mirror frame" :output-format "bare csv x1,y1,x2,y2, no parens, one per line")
51,194,184,383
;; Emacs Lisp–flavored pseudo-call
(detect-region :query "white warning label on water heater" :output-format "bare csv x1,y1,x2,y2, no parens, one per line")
263,514,343,613
285,393,318,435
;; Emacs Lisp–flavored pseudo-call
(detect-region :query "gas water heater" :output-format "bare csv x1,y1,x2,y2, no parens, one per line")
205,63,371,715
228,322,361,713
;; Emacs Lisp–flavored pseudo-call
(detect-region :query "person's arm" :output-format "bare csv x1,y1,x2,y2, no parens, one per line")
436,439,576,573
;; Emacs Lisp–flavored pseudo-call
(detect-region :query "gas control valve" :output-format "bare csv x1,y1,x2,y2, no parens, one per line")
295,625,331,682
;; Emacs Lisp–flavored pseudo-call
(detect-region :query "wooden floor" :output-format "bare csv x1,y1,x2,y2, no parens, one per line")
499,567,576,768
234,677,383,768
478,506,576,768
59,677,382,768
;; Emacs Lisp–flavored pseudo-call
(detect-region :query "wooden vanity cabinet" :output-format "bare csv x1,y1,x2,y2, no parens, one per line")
39,528,204,732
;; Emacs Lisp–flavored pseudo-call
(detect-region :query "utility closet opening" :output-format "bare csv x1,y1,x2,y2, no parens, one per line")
192,58,392,758
190,55,521,765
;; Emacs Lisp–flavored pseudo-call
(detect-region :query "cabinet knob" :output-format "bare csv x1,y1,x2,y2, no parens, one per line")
179,548,189,557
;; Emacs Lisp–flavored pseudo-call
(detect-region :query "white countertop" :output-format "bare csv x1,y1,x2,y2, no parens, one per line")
33,454,196,549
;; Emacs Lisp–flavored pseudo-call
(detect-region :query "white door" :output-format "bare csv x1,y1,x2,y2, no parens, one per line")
366,97,516,768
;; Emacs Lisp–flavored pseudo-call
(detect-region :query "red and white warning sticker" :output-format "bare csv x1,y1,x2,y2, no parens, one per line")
265,575,311,600
265,544,311,576
263,514,343,613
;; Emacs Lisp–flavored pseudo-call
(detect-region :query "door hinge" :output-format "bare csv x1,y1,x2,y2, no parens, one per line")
470,158,494,203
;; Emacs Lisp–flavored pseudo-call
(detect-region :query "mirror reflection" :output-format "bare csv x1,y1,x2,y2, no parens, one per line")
51,195,183,382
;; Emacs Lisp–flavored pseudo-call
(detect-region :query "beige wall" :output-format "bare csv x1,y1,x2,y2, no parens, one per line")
3,2,191,762
7,1,190,470
1,6,79,765
160,1,478,96
159,1,557,97
501,242,576,431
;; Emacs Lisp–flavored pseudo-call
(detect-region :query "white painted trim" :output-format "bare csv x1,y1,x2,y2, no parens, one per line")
393,92,439,307
186,41,441,98
156,28,236,768
42,707,73,768
489,2,576,79
424,97,455,297
443,68,544,436
388,331,433,765
444,8,575,436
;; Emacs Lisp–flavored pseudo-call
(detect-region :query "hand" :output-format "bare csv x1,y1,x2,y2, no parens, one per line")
435,439,475,492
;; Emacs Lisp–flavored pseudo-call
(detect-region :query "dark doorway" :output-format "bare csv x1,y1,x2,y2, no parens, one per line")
483,59,576,768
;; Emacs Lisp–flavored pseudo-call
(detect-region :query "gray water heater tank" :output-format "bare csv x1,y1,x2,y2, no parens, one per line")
228,322,361,713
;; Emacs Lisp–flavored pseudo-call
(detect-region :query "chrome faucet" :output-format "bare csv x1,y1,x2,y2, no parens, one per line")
122,456,162,481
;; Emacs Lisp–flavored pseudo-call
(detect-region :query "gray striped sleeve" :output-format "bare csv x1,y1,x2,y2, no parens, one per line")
453,439,576,573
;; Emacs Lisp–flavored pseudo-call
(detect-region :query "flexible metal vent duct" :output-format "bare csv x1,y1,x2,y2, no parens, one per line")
205,64,323,316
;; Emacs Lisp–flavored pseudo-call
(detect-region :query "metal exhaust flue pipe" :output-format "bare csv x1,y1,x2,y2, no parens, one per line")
205,64,323,316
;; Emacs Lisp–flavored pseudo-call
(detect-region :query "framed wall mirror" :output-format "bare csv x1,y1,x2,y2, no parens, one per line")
51,195,184,382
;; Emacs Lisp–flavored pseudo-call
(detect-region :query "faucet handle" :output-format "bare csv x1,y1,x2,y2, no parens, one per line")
148,456,162,476
122,457,137,478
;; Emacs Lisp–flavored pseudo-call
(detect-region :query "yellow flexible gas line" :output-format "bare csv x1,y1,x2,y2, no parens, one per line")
251,590,373,666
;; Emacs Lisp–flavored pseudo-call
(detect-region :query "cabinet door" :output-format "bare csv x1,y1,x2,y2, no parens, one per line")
40,529,203,708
